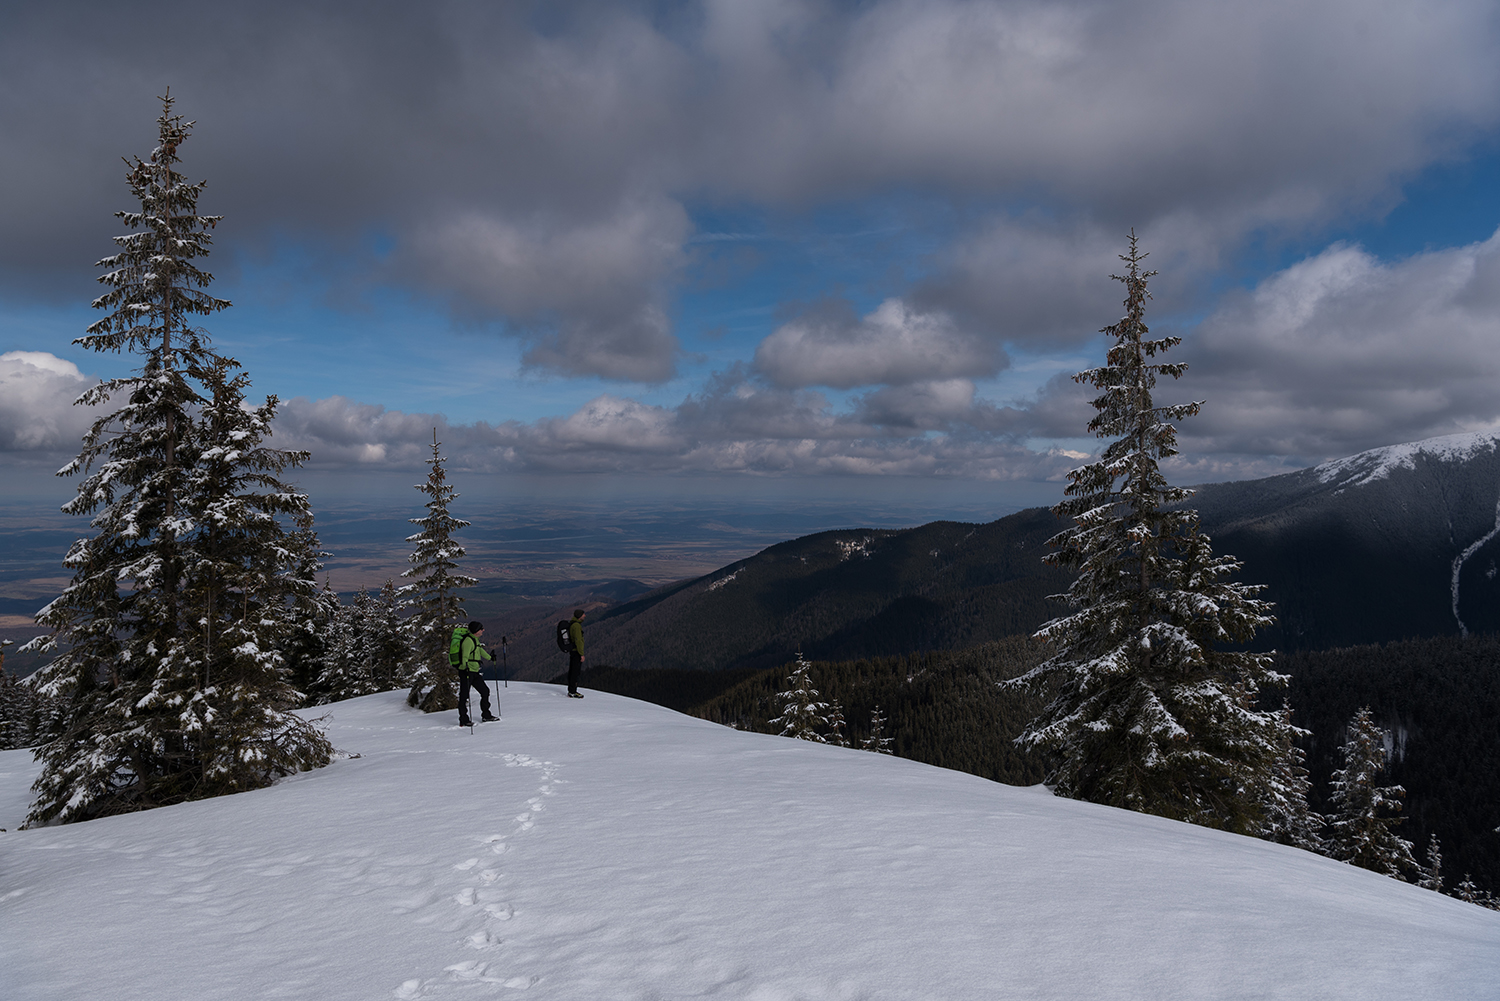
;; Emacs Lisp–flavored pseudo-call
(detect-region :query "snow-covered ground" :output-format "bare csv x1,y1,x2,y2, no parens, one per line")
2,685,1497,1000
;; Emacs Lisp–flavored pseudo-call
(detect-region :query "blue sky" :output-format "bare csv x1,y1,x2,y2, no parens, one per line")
5,0,1500,519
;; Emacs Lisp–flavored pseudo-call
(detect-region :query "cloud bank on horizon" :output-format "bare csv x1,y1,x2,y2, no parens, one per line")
4,0,1500,496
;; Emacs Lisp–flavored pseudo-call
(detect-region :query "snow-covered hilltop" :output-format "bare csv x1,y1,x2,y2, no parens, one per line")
1313,430,1500,491
3,687,1498,1000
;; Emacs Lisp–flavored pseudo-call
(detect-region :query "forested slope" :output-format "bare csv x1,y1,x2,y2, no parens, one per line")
579,510,1071,674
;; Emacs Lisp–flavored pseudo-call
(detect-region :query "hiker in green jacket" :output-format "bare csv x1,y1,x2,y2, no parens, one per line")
566,609,585,698
454,620,497,726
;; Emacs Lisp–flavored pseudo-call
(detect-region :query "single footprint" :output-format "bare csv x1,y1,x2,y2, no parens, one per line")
484,902,514,921
467,928,504,950
445,961,487,981
454,887,477,906
453,858,479,871
394,979,427,999
480,869,500,884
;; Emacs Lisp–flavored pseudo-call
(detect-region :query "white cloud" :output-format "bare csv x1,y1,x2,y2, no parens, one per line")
755,298,1004,388
1178,228,1500,461
265,369,1076,481
0,352,97,452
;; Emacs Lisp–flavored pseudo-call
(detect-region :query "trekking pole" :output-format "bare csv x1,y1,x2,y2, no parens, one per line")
492,642,502,719
502,636,508,687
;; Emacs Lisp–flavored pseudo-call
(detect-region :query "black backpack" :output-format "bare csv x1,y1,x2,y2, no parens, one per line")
555,620,574,653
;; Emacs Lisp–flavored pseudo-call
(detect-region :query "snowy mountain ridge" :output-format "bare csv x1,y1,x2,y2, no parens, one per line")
1313,430,1500,490
3,686,1497,1000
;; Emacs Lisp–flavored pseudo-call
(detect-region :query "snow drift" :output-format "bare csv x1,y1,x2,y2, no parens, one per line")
2,685,1497,1000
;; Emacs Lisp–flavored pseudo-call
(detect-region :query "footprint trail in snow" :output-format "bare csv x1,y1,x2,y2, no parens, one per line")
395,752,560,997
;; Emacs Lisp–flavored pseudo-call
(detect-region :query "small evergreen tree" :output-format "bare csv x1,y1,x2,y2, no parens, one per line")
826,699,849,747
1417,833,1444,892
861,705,895,754
1009,234,1288,833
1327,707,1417,878
1260,702,1326,853
1454,874,1481,904
769,653,831,742
22,96,329,826
402,431,475,713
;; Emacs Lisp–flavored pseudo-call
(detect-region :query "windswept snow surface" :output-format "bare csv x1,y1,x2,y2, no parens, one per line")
3,687,1498,1000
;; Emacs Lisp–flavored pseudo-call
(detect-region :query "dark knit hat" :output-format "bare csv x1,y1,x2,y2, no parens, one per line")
468,620,484,632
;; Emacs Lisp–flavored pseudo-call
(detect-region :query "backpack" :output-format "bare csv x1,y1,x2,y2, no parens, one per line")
449,627,470,667
555,620,574,653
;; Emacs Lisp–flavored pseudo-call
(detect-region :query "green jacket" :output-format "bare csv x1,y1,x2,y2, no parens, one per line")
454,628,493,673
568,617,585,658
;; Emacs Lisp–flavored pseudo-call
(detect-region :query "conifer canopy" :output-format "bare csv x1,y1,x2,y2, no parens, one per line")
1010,233,1290,833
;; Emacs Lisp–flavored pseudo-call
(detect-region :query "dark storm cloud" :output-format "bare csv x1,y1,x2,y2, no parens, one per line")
5,0,1500,388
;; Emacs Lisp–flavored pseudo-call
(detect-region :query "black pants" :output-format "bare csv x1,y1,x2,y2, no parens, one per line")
568,652,582,694
458,671,492,722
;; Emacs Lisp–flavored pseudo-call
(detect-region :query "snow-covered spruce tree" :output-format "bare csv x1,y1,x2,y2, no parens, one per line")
769,653,832,742
22,97,330,826
1008,234,1288,833
1454,874,1482,905
1417,834,1444,893
826,699,849,747
311,589,380,704
169,355,331,788
1327,707,1416,878
402,431,475,713
861,705,895,754
370,579,416,691
279,515,336,700
1261,702,1325,853
1,664,66,753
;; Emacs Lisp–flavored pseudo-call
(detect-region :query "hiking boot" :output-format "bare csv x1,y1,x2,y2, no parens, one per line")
568,691,584,698
480,713,498,722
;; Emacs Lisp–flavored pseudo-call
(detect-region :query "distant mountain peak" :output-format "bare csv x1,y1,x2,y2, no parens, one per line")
1313,430,1500,490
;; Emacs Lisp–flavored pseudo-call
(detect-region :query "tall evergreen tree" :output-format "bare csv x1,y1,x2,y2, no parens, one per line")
21,96,329,826
769,654,832,742
1009,234,1288,833
1327,707,1417,878
402,431,475,713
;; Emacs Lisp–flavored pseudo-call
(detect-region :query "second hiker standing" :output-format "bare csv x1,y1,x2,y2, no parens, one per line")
567,609,586,698
453,620,496,726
